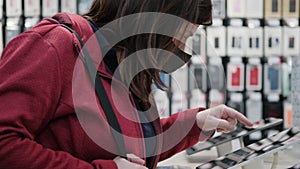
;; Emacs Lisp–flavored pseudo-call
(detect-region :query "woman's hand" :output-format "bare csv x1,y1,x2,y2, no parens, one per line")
113,154,148,169
196,105,253,133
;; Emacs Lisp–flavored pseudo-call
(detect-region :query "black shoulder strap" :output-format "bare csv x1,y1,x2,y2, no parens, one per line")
60,24,127,158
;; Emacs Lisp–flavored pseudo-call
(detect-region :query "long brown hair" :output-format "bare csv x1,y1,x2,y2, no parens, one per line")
83,0,212,103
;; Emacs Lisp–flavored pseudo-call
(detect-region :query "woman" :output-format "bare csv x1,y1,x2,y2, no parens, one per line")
0,0,252,168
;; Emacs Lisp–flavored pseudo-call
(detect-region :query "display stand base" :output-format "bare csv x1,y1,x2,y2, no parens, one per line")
242,159,265,169
216,141,233,157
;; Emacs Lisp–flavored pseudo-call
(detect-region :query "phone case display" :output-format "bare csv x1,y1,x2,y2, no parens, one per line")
190,64,207,92
24,0,41,17
6,0,22,17
42,0,59,17
282,0,299,18
171,66,188,92
227,26,247,57
209,90,224,108
264,26,282,57
154,90,170,118
292,56,300,128
207,26,226,57
246,93,263,123
0,0,3,20
227,61,245,92
246,26,263,57
246,59,262,91
246,93,263,140
61,0,77,14
78,0,93,15
284,101,293,128
190,89,206,109
227,93,244,114
186,118,283,155
212,0,226,19
196,128,300,169
282,61,292,97
5,18,22,45
207,57,225,91
246,0,264,19
226,0,246,18
184,36,194,57
283,26,300,57
192,29,206,58
171,91,188,115
265,97,283,119
207,64,225,90
24,17,40,31
264,0,282,18
264,61,282,94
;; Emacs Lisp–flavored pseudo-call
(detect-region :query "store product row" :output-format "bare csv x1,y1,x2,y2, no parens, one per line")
153,24,297,127
1,0,299,20
1,0,300,53
213,0,300,19
0,0,94,53
154,56,292,126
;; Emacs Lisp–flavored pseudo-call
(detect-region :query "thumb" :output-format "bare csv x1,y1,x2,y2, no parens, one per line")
217,119,237,132
127,154,145,166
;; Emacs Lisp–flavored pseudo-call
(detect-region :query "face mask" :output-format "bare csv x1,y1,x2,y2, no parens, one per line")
161,43,192,74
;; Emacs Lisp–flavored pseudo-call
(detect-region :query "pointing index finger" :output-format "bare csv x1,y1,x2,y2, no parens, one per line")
226,107,253,127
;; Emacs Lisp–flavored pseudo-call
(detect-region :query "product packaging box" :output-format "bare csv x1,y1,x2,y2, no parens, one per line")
246,27,263,57
246,92,263,123
207,26,226,57
265,0,282,19
227,93,244,114
190,64,207,92
282,0,299,18
281,61,292,97
212,0,226,18
78,0,93,15
190,89,206,109
292,56,300,127
264,58,282,94
24,0,41,17
42,0,59,17
227,26,247,57
284,101,293,128
227,60,245,92
283,26,300,56
6,0,22,17
192,29,206,58
227,0,246,18
61,0,78,14
171,91,188,115
246,0,264,18
207,58,225,90
209,89,224,107
0,0,3,20
264,26,283,57
171,65,188,92
246,59,262,91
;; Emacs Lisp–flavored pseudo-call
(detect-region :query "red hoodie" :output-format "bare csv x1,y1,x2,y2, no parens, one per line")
0,13,210,169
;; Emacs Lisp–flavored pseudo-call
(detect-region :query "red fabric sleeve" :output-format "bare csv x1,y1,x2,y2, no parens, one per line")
0,32,117,169
158,107,214,161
